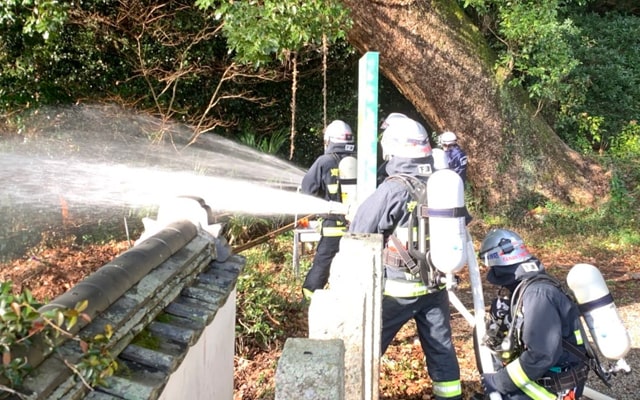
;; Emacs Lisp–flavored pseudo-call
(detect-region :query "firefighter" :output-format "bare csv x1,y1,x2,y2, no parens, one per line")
349,117,463,400
438,131,468,184
478,228,590,400
301,119,356,300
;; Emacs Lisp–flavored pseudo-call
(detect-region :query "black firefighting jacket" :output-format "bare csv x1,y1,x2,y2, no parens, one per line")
348,156,435,288
493,268,588,397
301,141,356,221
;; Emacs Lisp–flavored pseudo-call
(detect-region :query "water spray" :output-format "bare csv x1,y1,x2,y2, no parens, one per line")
0,105,332,260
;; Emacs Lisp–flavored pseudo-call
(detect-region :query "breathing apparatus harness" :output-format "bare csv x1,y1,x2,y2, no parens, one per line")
383,174,444,290
484,273,612,393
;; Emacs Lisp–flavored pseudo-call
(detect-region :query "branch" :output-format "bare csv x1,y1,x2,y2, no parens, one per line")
63,358,94,390
0,384,29,399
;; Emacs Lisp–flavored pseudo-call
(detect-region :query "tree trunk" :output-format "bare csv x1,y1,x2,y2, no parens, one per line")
342,0,609,210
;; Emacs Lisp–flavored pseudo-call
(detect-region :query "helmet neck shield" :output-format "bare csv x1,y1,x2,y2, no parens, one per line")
325,141,356,155
487,257,544,288
384,156,434,177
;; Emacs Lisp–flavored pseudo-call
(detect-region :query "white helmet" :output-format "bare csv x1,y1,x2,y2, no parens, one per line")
324,120,354,144
380,117,432,159
380,112,409,129
479,229,533,268
439,131,457,146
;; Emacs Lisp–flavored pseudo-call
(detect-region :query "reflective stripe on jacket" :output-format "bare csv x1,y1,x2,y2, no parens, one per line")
317,219,347,237
505,360,557,400
383,279,430,297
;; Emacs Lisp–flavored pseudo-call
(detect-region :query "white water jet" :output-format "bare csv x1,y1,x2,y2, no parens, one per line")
0,104,327,214
1,153,332,216
0,104,330,260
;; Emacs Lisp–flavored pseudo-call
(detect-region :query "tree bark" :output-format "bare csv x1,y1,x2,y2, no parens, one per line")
341,0,609,209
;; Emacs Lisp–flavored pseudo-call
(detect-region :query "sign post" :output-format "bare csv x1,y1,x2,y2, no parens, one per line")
356,52,379,204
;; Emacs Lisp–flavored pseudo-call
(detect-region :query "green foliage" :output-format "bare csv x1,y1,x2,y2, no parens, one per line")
461,0,581,104
0,0,70,113
224,215,272,246
196,0,351,66
557,12,640,154
238,129,289,155
235,268,286,353
223,42,360,166
1,0,636,166
502,2,580,102
131,328,161,350
610,122,640,156
0,0,358,165
235,240,304,355
0,0,68,39
0,282,117,390
234,233,307,358
461,1,640,157
491,155,640,252
0,285,41,350
606,154,640,218
75,324,118,387
1,0,234,123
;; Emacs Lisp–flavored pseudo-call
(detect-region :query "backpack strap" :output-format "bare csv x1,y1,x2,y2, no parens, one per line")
385,174,426,202
388,235,420,275
563,327,612,388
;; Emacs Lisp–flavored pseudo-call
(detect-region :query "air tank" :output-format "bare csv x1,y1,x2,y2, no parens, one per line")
426,169,466,273
567,263,631,360
431,148,450,170
338,156,358,218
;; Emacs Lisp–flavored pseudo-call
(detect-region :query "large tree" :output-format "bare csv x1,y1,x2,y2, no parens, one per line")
341,0,609,210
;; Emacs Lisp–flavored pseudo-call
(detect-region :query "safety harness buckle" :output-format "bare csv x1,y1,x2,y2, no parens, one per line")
536,364,589,393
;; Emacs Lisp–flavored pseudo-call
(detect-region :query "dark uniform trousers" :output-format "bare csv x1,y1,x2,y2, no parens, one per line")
381,289,461,394
302,219,344,292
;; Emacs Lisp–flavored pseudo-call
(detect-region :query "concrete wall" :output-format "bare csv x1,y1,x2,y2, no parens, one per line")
159,289,236,400
17,197,381,400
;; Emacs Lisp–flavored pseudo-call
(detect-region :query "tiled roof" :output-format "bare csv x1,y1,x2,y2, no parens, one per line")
17,220,244,399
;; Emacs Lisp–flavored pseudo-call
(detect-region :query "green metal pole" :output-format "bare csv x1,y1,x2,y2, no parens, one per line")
356,52,379,204
356,53,381,400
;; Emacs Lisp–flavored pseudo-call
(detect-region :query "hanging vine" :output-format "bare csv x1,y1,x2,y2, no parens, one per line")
289,51,298,160
198,0,352,159
322,32,328,129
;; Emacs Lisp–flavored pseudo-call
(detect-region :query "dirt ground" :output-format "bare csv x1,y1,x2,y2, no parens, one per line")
1,231,639,400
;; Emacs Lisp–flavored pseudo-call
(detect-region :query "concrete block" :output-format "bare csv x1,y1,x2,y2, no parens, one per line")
309,290,365,400
276,338,345,400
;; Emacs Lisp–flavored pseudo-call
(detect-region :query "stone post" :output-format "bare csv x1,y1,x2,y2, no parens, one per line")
308,233,383,400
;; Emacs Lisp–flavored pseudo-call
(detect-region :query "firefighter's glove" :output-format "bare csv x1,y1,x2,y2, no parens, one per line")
489,297,510,320
481,373,499,394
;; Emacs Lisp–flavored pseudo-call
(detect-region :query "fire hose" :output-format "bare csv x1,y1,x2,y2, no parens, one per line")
231,214,314,254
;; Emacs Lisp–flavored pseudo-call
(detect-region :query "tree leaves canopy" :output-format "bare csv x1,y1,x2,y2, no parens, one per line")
195,0,351,66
